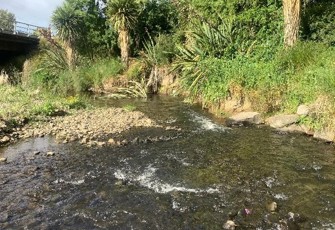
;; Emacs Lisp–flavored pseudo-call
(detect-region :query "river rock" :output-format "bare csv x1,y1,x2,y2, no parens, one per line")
223,220,236,230
266,201,278,212
278,124,305,133
46,151,55,156
121,139,128,146
97,141,106,147
313,129,335,142
80,137,89,144
0,212,9,223
0,157,7,163
266,114,299,128
0,136,10,144
131,137,140,144
108,138,116,145
227,112,262,125
297,105,310,116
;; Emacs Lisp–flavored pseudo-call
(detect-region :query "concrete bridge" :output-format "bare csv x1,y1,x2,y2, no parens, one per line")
0,21,44,64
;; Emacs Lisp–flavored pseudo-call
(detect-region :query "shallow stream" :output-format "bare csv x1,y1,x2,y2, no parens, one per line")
1,96,334,229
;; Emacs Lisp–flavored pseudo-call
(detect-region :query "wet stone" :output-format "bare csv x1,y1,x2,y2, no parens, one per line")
131,137,140,144
223,220,236,230
1,179,9,185
227,112,263,126
0,212,9,223
121,139,128,146
266,114,299,128
266,201,278,212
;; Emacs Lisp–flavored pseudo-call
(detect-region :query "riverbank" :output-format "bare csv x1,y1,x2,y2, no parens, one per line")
2,60,335,148
1,82,334,149
0,84,185,148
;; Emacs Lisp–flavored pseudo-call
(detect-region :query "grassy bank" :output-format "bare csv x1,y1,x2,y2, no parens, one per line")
176,41,335,131
0,54,129,125
0,84,88,122
25,55,124,96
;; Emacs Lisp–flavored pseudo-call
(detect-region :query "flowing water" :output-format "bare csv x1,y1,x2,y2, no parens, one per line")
0,96,335,229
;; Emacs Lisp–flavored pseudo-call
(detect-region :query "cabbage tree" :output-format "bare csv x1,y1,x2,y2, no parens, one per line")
52,1,81,68
107,0,139,66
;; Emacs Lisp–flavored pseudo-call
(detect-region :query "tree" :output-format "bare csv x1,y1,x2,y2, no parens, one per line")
52,0,115,64
107,0,139,66
283,0,301,47
0,9,16,32
134,0,178,51
52,0,82,68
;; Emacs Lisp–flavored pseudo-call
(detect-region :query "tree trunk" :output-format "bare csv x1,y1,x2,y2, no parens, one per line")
119,29,130,67
65,40,75,70
283,0,301,47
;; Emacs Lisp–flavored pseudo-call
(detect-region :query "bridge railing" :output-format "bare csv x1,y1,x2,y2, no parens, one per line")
0,21,44,38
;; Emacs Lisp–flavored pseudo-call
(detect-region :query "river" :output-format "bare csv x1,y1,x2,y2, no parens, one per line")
0,96,334,229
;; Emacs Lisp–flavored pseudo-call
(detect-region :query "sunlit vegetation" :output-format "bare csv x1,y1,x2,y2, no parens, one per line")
1,0,335,130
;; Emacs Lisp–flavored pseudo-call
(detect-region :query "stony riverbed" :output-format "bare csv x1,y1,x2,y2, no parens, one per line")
0,107,183,149
1,97,335,229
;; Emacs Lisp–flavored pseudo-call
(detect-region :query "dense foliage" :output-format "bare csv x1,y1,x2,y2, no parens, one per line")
52,0,117,59
3,0,333,129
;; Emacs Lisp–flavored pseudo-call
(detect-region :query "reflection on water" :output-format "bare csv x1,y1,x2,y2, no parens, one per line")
0,96,335,229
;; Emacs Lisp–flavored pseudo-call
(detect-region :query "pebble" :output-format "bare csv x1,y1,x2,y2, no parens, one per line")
0,212,8,223
131,137,140,144
108,138,116,145
46,151,55,156
33,151,40,155
97,141,105,147
121,139,128,146
0,157,7,163
0,136,10,144
266,201,278,212
223,220,236,230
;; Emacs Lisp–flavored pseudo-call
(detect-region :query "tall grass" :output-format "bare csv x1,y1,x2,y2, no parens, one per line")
0,85,89,121
27,57,123,96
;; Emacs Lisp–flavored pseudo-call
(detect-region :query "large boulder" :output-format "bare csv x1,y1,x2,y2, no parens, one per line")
227,112,262,125
266,114,299,128
278,124,305,133
313,129,335,142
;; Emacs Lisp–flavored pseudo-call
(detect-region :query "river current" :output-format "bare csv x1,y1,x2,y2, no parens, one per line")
0,96,334,229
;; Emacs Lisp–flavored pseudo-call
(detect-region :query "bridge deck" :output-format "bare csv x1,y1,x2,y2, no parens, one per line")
0,21,43,63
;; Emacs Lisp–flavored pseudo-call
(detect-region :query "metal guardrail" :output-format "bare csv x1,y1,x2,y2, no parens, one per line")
0,21,44,38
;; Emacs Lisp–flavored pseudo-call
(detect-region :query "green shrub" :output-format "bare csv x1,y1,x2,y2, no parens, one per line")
65,96,87,109
33,102,57,116
125,60,144,80
28,56,123,96
301,0,335,46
